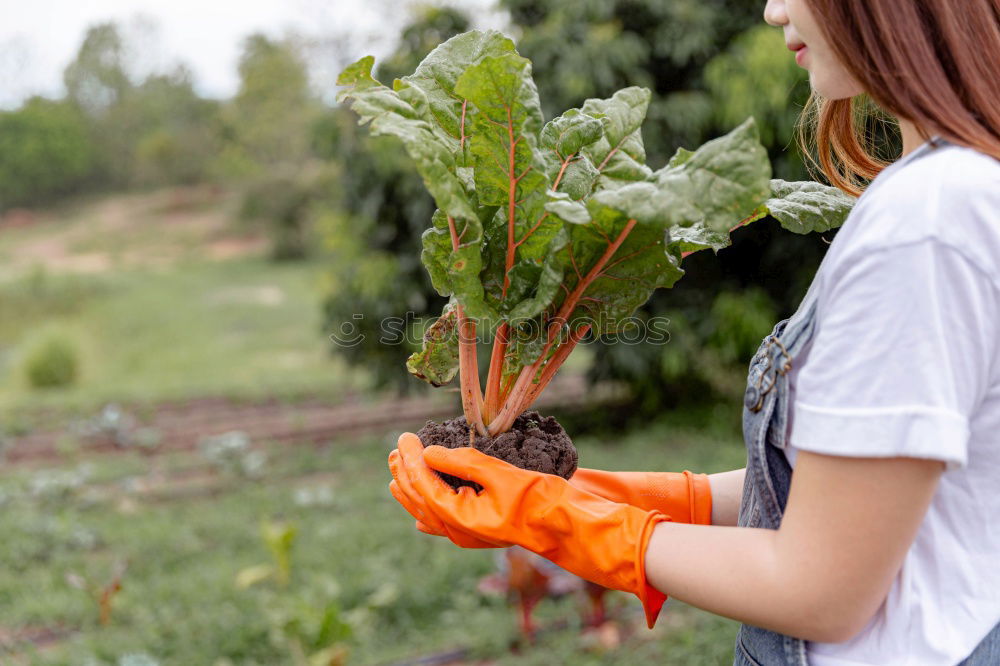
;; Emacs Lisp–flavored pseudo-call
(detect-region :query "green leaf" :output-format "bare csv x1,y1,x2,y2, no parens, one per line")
455,53,563,319
765,179,856,233
540,108,603,198
396,30,517,165
581,87,654,186
336,55,477,224
668,202,768,255
666,146,695,168
540,108,604,157
406,299,461,386
420,208,496,320
507,227,569,321
668,223,732,254
550,194,684,333
651,117,772,232
544,191,590,225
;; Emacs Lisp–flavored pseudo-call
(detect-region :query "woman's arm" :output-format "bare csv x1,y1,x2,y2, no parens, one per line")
645,451,943,642
708,468,745,526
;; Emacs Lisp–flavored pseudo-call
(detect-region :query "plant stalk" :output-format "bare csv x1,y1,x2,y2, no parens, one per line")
447,215,487,437
488,219,637,435
482,322,509,424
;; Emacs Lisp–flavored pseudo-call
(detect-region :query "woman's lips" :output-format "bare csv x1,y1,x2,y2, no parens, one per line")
795,46,809,66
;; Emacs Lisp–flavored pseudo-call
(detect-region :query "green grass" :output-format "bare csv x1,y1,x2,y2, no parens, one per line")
0,410,747,665
0,257,366,417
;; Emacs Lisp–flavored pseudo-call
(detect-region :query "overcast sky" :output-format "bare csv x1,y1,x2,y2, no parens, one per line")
0,0,508,109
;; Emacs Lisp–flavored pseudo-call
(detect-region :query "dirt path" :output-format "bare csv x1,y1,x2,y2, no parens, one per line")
3,374,625,465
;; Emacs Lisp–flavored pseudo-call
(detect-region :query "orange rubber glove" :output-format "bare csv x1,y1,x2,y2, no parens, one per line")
392,433,671,628
569,468,713,525
388,447,505,549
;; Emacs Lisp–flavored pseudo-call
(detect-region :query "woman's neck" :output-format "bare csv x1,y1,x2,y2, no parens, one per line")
899,118,930,159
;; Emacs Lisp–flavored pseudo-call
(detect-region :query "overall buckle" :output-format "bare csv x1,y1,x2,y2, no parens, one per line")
745,337,792,413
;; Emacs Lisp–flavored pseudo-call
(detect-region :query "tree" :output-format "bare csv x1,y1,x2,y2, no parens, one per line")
0,98,94,210
129,66,221,186
216,34,320,177
63,23,131,115
62,21,222,191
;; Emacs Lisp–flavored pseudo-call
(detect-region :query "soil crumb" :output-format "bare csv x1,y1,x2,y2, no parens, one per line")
416,410,577,491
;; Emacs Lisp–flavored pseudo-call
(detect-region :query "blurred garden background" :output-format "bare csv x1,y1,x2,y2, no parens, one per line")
0,0,890,663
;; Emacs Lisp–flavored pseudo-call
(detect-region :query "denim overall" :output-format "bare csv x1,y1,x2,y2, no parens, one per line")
732,136,1000,665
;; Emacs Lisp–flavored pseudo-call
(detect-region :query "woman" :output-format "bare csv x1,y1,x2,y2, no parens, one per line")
388,0,1000,663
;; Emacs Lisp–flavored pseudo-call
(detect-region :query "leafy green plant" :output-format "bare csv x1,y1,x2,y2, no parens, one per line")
337,30,854,437
25,334,80,389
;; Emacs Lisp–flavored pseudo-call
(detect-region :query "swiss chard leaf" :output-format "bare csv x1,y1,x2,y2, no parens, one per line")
765,179,856,233
454,53,565,320
406,299,460,387
397,30,517,165
581,87,654,187
420,207,497,321
336,56,477,224
540,109,603,199
651,117,772,233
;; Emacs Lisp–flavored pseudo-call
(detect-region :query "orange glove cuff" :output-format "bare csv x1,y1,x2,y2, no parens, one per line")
685,470,714,526
636,512,670,628
570,468,714,525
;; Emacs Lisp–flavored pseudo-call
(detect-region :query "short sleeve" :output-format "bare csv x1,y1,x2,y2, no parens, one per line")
790,238,998,470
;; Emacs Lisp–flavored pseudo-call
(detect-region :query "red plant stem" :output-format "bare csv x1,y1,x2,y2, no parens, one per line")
499,371,517,403
520,324,590,408
448,216,487,436
552,152,574,191
482,322,509,424
489,219,638,435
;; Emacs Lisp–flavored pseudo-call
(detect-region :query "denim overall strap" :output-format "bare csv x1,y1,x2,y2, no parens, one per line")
732,230,1000,664
957,619,1000,664
733,297,819,666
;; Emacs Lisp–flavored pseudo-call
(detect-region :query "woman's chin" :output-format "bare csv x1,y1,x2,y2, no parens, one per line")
809,70,866,101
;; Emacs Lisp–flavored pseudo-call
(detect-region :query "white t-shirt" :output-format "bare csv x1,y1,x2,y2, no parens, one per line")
782,137,1000,665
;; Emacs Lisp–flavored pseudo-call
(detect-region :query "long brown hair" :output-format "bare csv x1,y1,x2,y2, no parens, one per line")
797,0,1000,196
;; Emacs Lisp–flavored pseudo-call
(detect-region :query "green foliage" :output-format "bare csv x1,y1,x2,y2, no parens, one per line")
321,7,472,390
63,23,131,114
764,179,856,233
337,29,850,398
57,22,223,192
25,335,79,389
128,67,221,186
215,34,320,178
705,25,808,161
707,288,776,364
261,518,297,587
239,162,341,261
498,0,766,163
0,98,94,209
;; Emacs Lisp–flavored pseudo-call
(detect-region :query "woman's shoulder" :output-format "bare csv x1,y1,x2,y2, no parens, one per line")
839,142,1000,271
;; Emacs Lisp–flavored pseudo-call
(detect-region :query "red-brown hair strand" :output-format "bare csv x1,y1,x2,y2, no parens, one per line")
795,0,1000,197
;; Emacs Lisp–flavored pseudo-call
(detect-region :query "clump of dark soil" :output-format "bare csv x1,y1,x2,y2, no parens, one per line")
415,410,577,491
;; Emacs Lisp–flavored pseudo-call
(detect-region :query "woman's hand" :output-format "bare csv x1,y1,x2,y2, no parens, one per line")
388,432,673,627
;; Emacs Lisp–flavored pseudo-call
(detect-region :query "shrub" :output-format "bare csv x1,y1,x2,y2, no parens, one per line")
25,335,79,389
